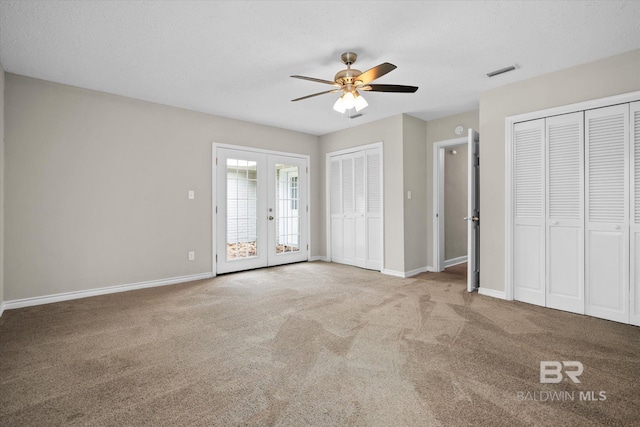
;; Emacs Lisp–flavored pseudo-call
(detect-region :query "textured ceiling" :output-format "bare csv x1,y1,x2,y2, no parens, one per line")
1,1,639,136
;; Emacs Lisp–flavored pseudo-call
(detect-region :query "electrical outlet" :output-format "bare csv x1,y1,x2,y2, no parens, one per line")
188,190,195,200
188,251,195,261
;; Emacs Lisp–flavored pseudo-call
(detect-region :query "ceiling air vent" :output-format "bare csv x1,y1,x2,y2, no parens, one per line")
350,113,364,119
487,65,516,77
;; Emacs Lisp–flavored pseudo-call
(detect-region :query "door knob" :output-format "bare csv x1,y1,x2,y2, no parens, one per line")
268,216,274,221
472,216,479,222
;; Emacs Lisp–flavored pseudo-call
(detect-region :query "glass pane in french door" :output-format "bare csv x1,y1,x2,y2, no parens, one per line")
275,163,301,254
226,158,258,261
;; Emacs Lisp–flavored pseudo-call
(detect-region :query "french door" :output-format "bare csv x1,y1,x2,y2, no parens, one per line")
215,147,308,274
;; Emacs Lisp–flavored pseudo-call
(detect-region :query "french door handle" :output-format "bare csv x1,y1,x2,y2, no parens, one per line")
268,216,274,221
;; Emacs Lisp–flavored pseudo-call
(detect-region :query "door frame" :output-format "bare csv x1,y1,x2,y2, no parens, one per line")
211,142,311,277
432,137,467,272
325,142,384,271
504,90,640,301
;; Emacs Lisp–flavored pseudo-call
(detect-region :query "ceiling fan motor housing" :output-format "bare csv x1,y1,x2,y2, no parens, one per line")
335,52,362,86
334,68,362,86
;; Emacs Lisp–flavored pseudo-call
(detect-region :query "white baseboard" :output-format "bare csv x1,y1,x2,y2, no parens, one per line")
444,255,468,268
478,287,508,300
2,272,214,311
425,266,438,273
309,256,329,262
382,269,405,278
0,302,4,318
404,266,431,278
382,266,431,278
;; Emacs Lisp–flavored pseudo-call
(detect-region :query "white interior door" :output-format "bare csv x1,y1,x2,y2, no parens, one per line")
585,104,629,323
513,119,546,306
545,112,585,314
631,101,640,326
467,129,480,292
216,147,308,274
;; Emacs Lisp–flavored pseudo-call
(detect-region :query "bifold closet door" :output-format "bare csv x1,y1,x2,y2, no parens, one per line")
329,147,382,270
330,156,344,262
513,119,546,306
331,153,363,267
630,101,640,326
585,104,629,323
545,112,584,314
365,148,382,270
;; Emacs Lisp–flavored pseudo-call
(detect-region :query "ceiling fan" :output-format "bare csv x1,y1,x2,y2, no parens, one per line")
291,52,419,113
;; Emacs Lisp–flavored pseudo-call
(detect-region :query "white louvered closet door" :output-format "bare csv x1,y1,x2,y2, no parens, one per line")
330,157,344,262
366,148,382,270
630,101,640,326
585,104,630,323
545,112,584,314
341,155,356,264
513,119,546,306
353,152,367,268
329,147,382,271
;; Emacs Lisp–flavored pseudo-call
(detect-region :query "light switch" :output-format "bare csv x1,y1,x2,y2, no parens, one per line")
188,190,195,200
407,190,412,200
188,251,195,261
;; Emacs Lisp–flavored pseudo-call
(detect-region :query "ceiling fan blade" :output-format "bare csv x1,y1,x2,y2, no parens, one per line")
355,62,397,85
361,84,419,93
291,89,341,102
291,75,340,87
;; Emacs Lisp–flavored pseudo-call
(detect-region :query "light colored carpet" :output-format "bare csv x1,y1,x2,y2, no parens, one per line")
0,261,638,426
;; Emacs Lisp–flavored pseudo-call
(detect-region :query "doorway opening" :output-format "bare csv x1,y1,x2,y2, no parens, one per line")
433,138,468,271
432,130,480,292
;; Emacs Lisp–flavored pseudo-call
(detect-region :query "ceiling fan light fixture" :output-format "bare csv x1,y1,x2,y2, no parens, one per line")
342,91,356,109
333,96,346,113
354,92,368,112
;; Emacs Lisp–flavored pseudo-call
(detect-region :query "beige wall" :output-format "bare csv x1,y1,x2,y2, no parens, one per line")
319,115,405,273
444,144,467,260
0,63,4,311
480,48,640,293
425,110,479,268
4,74,320,301
402,115,428,272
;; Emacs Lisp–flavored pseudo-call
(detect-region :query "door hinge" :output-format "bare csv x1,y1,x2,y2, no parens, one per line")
306,205,309,212
307,244,309,250
306,166,309,173
216,254,218,262
216,206,218,214
216,157,218,165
